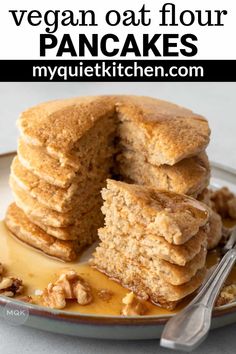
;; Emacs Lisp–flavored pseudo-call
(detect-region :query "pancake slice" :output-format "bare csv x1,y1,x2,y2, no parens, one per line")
18,95,210,166
101,179,210,245
91,179,209,308
18,96,116,157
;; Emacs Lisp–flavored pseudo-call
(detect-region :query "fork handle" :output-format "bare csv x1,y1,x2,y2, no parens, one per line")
160,248,236,352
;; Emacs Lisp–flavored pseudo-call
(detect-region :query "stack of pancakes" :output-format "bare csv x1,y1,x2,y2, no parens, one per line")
5,95,214,263
91,179,210,309
6,97,117,261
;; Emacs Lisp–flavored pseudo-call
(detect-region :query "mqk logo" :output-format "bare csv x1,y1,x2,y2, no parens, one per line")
1,302,29,326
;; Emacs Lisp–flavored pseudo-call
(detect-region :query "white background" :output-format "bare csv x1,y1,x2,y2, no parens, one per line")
0,0,235,59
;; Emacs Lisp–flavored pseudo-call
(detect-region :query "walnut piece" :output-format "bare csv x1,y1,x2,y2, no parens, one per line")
42,270,93,309
211,187,236,219
42,283,66,309
215,284,236,307
121,292,147,316
0,262,23,297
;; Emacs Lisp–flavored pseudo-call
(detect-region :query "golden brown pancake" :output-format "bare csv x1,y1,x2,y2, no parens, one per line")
100,179,210,245
11,156,108,213
5,204,80,262
18,95,210,166
94,241,207,285
116,150,210,198
91,246,206,310
10,177,102,228
98,227,207,266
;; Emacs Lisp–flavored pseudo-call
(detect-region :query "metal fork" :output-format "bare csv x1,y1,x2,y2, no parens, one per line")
160,228,236,352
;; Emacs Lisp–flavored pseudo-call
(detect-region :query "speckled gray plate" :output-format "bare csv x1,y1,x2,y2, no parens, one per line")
0,153,236,340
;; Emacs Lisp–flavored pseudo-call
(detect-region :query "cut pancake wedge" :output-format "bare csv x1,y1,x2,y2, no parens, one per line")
101,179,210,245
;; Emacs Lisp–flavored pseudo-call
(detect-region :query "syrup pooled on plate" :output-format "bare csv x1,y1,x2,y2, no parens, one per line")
0,220,236,316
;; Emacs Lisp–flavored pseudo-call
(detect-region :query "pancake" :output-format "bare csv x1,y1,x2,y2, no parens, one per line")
20,111,116,170
10,177,101,227
94,242,207,285
5,204,80,262
7,94,211,286
18,139,112,188
101,179,210,245
116,150,210,197
91,246,206,310
26,207,103,241
116,95,210,166
91,179,208,308
18,95,210,166
18,96,117,161
11,157,108,213
98,227,207,266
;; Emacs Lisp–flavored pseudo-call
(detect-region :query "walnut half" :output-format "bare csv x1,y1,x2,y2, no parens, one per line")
211,187,236,219
42,283,66,309
121,292,147,316
215,283,236,307
0,262,23,297
42,270,93,309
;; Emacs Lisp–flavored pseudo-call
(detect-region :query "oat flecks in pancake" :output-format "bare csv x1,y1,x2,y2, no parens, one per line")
116,150,210,197
6,95,211,268
18,95,210,165
101,179,210,245
5,204,80,262
91,179,209,309
91,246,207,310
98,227,207,266
11,156,108,213
10,177,102,228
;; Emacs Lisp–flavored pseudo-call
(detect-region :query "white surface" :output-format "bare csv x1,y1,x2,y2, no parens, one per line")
0,322,235,354
0,82,236,168
0,82,236,353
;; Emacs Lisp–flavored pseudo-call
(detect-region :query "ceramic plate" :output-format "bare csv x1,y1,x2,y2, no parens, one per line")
0,153,236,340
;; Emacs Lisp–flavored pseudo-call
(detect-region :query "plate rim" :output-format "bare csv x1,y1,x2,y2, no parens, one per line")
1,151,236,327
1,296,236,326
